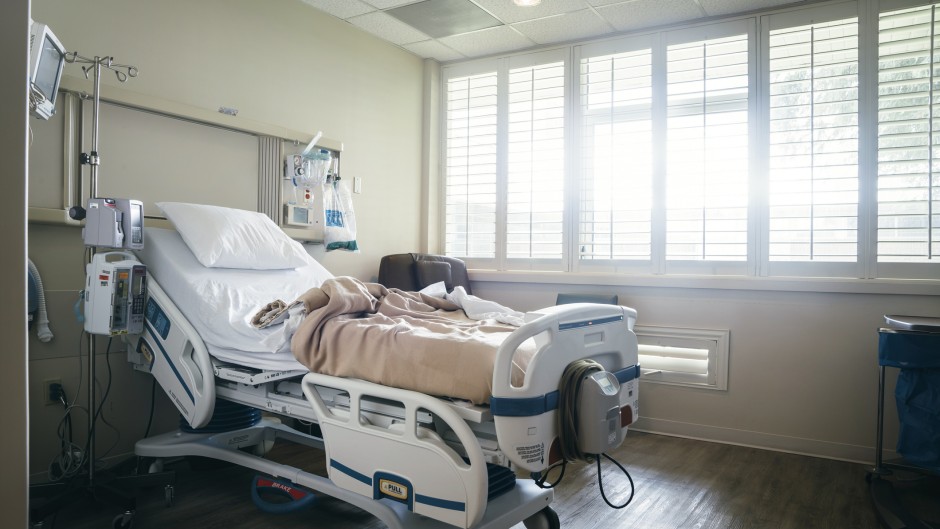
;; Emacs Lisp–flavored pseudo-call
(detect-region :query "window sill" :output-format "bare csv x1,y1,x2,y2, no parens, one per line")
466,269,940,296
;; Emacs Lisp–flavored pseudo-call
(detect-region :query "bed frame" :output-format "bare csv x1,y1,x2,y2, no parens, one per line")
128,278,639,529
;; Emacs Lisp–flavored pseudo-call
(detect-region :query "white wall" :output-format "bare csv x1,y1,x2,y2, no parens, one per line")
27,0,426,477
3,0,30,524
31,0,426,280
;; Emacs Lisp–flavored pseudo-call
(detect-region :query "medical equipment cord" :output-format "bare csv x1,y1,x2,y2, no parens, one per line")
534,360,635,509
47,333,89,482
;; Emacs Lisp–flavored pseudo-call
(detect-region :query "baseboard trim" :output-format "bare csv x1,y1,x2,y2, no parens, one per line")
631,417,893,465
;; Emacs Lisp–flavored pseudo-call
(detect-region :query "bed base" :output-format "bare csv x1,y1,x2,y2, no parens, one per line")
135,418,553,529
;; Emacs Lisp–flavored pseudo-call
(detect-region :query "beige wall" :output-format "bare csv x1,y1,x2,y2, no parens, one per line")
27,0,426,477
3,0,30,523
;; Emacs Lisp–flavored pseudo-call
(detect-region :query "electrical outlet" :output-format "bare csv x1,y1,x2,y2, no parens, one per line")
43,378,62,406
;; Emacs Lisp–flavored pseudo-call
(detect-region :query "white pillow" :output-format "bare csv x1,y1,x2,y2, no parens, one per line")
156,202,314,269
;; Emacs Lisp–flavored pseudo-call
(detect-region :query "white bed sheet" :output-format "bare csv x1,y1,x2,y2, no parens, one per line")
136,227,333,371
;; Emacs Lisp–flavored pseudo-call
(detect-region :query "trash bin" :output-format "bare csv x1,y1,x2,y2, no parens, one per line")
879,316,940,472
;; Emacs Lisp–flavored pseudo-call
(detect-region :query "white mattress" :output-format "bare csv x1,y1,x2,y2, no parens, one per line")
136,227,334,371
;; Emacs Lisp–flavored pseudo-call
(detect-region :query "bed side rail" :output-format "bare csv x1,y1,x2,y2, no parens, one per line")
301,373,489,529
127,278,216,428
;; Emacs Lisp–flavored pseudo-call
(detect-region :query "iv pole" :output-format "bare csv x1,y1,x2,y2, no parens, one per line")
65,52,137,487
31,52,174,529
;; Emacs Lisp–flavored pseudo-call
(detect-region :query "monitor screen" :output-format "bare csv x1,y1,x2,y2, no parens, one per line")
34,34,64,101
28,22,65,120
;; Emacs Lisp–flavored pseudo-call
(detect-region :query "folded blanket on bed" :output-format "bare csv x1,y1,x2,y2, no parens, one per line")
290,276,532,404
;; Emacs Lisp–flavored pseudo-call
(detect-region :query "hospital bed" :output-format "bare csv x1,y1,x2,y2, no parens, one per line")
126,227,640,529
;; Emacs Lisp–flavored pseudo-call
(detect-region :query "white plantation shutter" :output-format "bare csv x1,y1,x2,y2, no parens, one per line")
578,45,654,262
878,4,940,267
666,33,750,262
445,71,498,259
767,17,860,263
506,60,566,261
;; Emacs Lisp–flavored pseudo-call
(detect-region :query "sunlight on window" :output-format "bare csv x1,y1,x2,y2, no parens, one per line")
580,49,653,260
877,5,939,263
768,18,859,262
507,61,565,260
445,72,498,258
666,34,749,261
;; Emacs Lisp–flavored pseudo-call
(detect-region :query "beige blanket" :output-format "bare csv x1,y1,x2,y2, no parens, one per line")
290,276,530,404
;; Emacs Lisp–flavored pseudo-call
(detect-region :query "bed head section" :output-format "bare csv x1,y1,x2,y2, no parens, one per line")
378,253,471,294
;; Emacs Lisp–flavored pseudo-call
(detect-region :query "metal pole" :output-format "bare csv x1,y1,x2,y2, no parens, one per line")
874,364,886,474
86,56,102,486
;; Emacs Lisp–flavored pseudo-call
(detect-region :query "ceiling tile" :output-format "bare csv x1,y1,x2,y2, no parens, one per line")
596,0,705,32
698,0,803,17
469,0,590,24
347,11,431,45
439,25,536,57
362,0,419,8
388,0,500,38
299,0,375,19
402,39,466,61
585,0,634,5
512,9,614,45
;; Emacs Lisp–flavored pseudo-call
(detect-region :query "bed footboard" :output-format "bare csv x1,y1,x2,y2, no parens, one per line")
301,373,490,529
491,303,640,472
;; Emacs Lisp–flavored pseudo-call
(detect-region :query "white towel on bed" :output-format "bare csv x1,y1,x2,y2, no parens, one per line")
405,281,526,326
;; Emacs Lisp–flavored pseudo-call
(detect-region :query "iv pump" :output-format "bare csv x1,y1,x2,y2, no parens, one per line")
84,252,147,336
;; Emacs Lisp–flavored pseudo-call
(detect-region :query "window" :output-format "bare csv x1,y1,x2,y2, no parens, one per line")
575,21,752,274
666,33,750,262
877,4,940,274
507,60,566,261
444,70,497,259
767,17,860,264
578,41,654,263
443,51,568,270
439,1,937,282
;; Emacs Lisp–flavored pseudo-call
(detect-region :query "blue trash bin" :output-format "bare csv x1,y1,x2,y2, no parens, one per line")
879,317,940,473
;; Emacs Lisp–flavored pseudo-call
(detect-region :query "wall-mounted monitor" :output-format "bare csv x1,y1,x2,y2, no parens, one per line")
28,20,66,120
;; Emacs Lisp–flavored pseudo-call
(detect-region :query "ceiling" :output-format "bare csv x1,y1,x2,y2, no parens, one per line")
299,0,807,62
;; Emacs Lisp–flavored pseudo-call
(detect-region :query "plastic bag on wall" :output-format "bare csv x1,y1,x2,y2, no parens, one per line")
323,179,359,252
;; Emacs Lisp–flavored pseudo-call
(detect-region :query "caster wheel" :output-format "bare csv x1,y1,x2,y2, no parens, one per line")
164,484,175,507
252,439,275,457
523,507,560,529
148,458,164,474
112,511,134,529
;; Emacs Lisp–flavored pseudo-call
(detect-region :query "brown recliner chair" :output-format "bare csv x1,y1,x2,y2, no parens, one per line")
377,253,471,294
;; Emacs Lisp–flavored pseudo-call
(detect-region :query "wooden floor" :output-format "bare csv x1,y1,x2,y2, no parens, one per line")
46,430,939,529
